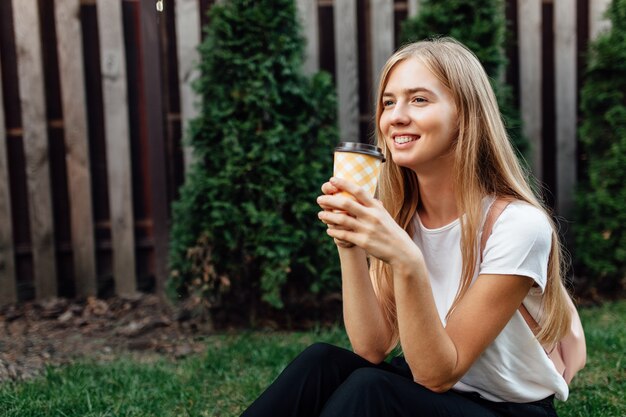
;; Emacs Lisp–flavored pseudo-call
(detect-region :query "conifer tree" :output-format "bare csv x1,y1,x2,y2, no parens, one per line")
575,0,626,293
169,0,340,318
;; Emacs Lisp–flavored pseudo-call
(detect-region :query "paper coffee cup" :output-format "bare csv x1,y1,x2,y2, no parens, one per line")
333,142,386,200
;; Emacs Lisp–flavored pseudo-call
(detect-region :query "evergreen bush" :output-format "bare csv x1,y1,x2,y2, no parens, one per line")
168,0,340,320
400,0,528,156
575,0,626,293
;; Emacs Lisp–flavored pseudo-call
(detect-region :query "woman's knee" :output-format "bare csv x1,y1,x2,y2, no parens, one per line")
297,342,350,365
319,369,398,416
289,342,378,387
343,368,392,391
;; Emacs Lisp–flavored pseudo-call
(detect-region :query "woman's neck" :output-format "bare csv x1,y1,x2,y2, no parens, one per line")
416,169,457,229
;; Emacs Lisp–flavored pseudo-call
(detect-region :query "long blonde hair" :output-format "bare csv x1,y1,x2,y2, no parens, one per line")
371,38,571,348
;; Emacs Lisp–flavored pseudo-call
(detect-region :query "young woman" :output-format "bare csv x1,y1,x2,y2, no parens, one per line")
240,38,572,417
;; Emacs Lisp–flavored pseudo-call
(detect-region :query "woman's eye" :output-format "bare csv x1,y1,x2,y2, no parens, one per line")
412,97,427,103
382,100,394,107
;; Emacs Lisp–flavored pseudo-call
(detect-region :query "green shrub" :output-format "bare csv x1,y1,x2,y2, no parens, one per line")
168,0,340,320
575,0,626,293
400,0,528,157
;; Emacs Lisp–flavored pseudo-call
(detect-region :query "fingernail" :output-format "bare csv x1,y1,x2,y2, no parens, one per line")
330,177,338,184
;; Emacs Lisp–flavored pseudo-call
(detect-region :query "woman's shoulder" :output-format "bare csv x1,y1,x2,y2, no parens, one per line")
480,198,553,286
501,200,551,226
490,198,553,243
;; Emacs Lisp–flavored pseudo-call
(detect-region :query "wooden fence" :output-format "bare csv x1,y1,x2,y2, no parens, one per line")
0,0,179,305
0,0,614,305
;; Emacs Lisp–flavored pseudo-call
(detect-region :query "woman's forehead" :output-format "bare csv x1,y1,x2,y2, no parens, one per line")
384,58,448,96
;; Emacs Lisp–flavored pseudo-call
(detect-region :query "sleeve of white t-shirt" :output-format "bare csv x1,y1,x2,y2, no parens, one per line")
479,202,552,291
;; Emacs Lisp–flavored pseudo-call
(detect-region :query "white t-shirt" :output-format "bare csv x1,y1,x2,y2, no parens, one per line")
411,198,569,402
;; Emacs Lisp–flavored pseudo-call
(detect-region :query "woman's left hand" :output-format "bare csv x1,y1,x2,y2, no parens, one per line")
317,177,418,265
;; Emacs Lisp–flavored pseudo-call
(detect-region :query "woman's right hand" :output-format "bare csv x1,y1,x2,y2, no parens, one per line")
318,181,355,248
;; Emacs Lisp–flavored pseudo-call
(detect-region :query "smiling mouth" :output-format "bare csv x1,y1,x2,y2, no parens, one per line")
394,135,419,144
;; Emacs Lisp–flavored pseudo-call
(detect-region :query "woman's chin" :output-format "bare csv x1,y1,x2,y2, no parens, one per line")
390,156,418,171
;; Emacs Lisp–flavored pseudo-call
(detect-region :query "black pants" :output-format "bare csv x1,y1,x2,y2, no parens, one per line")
240,343,558,417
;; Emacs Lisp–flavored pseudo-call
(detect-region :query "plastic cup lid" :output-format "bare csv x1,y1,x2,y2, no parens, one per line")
335,142,386,162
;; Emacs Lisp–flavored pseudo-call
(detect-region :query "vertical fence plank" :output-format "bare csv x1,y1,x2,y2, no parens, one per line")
55,0,98,297
589,0,612,40
96,0,137,296
370,0,394,91
0,54,17,305
554,0,577,219
12,0,58,299
407,0,422,17
517,0,543,179
140,0,169,295
297,0,320,75
334,0,360,140
175,0,201,173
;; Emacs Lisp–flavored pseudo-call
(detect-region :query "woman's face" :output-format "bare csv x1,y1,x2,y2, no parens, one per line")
379,57,458,174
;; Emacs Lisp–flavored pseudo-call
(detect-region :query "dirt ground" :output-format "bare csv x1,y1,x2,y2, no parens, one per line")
0,294,212,383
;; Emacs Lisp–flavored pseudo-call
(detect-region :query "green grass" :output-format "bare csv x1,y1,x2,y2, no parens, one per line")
0,301,624,417
555,300,626,417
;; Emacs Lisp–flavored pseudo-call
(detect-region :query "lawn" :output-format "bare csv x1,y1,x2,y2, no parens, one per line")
0,301,624,417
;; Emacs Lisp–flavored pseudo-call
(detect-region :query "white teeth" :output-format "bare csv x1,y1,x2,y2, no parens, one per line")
394,136,418,144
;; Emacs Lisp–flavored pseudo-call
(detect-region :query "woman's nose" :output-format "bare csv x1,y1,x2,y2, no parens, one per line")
390,102,410,125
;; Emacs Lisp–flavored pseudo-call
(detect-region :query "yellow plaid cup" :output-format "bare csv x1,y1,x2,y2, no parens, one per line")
333,142,385,201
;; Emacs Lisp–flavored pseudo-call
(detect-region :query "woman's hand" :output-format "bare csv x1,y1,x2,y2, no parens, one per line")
318,180,355,248
317,177,419,265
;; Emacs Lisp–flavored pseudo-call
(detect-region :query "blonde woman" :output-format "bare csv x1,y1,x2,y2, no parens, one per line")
241,38,573,417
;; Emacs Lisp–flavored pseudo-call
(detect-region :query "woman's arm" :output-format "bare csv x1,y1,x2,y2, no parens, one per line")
318,182,393,363
319,177,533,391
337,246,393,363
393,259,533,391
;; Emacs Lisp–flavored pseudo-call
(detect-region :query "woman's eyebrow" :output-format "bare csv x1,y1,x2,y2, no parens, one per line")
382,87,436,97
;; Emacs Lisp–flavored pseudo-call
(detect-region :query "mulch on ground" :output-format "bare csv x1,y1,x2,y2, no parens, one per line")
0,294,211,382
